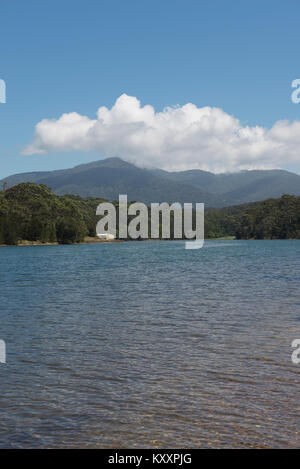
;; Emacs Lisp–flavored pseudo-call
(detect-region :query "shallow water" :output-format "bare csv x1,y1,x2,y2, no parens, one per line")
0,240,300,448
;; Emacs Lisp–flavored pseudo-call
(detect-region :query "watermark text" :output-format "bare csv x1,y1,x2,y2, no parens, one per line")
291,79,300,104
0,79,6,103
96,195,204,249
0,340,6,364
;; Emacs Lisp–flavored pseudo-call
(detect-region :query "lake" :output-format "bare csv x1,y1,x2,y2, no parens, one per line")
0,240,299,448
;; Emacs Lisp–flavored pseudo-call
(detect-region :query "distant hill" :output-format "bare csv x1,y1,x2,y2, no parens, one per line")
0,158,223,207
150,167,300,205
1,157,300,207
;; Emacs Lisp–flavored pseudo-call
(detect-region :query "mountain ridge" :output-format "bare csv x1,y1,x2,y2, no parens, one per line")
1,157,300,207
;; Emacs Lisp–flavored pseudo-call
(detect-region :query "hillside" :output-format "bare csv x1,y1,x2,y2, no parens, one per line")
152,167,300,205
1,183,300,244
1,157,300,207
205,195,300,239
0,158,222,207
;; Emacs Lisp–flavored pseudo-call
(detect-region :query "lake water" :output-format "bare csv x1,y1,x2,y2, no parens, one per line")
0,240,300,448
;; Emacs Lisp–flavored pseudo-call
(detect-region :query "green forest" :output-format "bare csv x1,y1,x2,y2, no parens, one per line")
0,183,299,245
205,194,300,239
0,183,105,245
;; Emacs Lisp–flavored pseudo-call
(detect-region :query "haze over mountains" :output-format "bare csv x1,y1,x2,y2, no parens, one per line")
1,157,300,207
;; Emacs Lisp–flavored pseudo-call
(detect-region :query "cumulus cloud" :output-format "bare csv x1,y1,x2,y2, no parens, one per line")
22,94,300,172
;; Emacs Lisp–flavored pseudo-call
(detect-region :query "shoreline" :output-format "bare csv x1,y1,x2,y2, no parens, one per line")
0,236,236,247
0,237,124,247
2,237,299,247
9,237,300,247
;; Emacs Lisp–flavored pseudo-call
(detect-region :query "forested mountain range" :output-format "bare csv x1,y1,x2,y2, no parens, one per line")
1,157,300,207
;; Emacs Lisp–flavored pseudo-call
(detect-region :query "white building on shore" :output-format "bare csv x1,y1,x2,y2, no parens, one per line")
96,233,115,240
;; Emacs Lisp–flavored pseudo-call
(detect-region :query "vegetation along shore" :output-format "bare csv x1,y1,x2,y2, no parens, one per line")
0,182,299,246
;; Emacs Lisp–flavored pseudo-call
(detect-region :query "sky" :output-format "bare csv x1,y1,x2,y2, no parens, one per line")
1,0,300,177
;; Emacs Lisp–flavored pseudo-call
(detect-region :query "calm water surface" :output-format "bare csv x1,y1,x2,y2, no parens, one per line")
0,240,300,448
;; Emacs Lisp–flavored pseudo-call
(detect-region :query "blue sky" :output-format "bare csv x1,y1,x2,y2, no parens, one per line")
1,0,300,177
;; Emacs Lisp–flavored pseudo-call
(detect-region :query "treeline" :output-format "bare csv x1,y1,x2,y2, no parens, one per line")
205,194,300,239
0,183,299,245
0,183,105,245
235,195,300,239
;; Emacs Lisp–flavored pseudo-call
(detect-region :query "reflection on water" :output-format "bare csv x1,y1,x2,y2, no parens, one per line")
0,240,299,448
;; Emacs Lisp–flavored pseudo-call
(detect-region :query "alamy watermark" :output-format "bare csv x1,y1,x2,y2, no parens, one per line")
0,78,6,103
1,81,9,363
291,339,300,364
0,340,6,364
96,195,204,249
291,79,300,104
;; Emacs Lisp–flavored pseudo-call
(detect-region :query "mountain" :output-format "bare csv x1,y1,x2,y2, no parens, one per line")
159,168,300,205
0,158,222,207
1,157,300,207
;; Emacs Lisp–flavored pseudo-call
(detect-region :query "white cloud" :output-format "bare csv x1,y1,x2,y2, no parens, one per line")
23,94,300,172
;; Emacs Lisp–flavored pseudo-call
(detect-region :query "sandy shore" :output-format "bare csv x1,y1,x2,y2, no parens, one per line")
0,236,236,247
0,237,124,247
